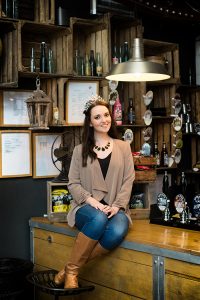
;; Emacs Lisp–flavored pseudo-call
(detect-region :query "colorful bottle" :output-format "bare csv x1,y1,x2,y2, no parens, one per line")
128,98,135,125
153,142,160,167
112,45,119,64
113,97,122,125
96,52,102,76
161,142,168,167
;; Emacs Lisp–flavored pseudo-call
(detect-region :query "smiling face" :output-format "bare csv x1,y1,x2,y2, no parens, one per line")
90,105,111,134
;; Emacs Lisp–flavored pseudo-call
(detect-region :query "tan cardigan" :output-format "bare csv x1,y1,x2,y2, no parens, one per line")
67,139,135,227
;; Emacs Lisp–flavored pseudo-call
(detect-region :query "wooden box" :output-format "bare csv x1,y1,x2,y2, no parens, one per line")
0,20,18,87
47,181,72,222
34,0,55,24
70,16,110,77
133,156,157,182
18,21,71,75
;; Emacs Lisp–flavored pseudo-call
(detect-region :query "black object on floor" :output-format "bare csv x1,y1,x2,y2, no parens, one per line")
0,257,34,299
26,269,95,300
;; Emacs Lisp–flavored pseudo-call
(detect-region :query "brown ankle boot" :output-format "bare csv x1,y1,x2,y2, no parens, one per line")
64,232,97,289
54,268,65,285
87,243,109,262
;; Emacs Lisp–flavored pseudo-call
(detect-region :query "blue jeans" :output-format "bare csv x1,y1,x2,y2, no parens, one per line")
75,204,129,250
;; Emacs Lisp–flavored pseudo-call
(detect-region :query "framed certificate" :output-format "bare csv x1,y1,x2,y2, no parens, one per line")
33,133,62,178
0,90,32,126
0,130,32,177
66,80,99,125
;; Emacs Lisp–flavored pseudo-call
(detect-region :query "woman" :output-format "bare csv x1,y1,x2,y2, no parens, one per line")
55,95,135,288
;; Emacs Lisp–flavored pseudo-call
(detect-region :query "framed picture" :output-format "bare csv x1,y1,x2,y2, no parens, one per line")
47,181,73,222
33,133,62,178
66,80,99,125
0,90,32,126
0,130,32,178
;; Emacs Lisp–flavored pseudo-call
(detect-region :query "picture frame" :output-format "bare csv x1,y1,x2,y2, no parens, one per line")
66,80,99,125
47,181,73,222
0,130,32,178
0,90,32,126
33,133,62,178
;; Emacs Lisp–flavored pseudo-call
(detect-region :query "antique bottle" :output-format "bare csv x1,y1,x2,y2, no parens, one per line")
113,97,122,125
112,45,119,64
12,0,18,18
128,98,135,125
48,49,55,73
30,47,36,72
40,42,47,72
96,52,102,77
89,50,97,76
153,142,160,167
180,171,187,196
122,41,129,62
161,142,168,167
85,53,91,76
73,49,80,75
162,171,169,195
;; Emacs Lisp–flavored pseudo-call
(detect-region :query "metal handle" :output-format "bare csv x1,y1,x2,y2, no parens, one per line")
47,236,52,243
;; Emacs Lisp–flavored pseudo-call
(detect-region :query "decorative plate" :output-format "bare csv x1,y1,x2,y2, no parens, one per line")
192,194,200,218
109,80,118,91
157,192,168,212
123,129,134,144
143,110,152,126
174,148,181,164
172,116,182,131
174,194,185,214
143,126,152,142
143,90,153,106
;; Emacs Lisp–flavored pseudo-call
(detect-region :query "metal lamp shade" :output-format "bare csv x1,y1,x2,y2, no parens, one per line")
106,38,170,82
25,79,52,130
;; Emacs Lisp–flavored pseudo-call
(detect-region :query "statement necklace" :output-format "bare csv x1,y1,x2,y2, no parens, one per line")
94,141,111,151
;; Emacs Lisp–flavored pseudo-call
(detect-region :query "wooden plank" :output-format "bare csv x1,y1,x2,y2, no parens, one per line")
12,27,18,82
56,36,63,73
7,31,12,82
2,34,8,83
173,48,180,79
39,0,45,23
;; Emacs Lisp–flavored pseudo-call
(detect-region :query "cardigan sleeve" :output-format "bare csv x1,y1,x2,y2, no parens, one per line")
67,146,91,204
112,142,135,210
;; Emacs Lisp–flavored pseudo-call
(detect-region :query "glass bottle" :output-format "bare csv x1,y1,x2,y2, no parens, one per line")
113,97,122,125
96,52,102,77
153,142,160,167
89,50,97,76
112,45,119,64
12,0,18,18
161,142,169,167
85,53,91,76
3,0,12,17
30,47,36,72
180,171,187,196
162,171,169,195
48,49,55,73
73,49,80,75
123,41,129,62
128,98,135,125
119,46,123,63
40,42,47,73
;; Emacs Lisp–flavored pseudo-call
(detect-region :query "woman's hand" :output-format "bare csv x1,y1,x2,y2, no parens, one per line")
86,197,105,211
102,205,120,218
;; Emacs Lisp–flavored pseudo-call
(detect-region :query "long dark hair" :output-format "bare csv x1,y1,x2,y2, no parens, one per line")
82,100,118,167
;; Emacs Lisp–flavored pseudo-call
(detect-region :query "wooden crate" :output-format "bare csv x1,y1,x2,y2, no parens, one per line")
144,39,180,80
133,156,157,182
18,21,71,75
0,20,18,87
35,0,55,24
70,15,110,76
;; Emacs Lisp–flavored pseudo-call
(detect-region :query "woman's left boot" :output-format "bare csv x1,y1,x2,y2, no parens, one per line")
54,232,97,288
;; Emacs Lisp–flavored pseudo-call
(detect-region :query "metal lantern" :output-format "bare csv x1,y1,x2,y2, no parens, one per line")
25,77,52,130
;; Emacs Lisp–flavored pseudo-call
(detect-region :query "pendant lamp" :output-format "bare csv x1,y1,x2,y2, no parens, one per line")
106,38,170,82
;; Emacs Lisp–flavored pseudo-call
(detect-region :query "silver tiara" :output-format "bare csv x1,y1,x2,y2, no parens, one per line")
83,95,108,113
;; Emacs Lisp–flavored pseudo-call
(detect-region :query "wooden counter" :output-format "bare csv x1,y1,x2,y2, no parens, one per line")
29,217,200,300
